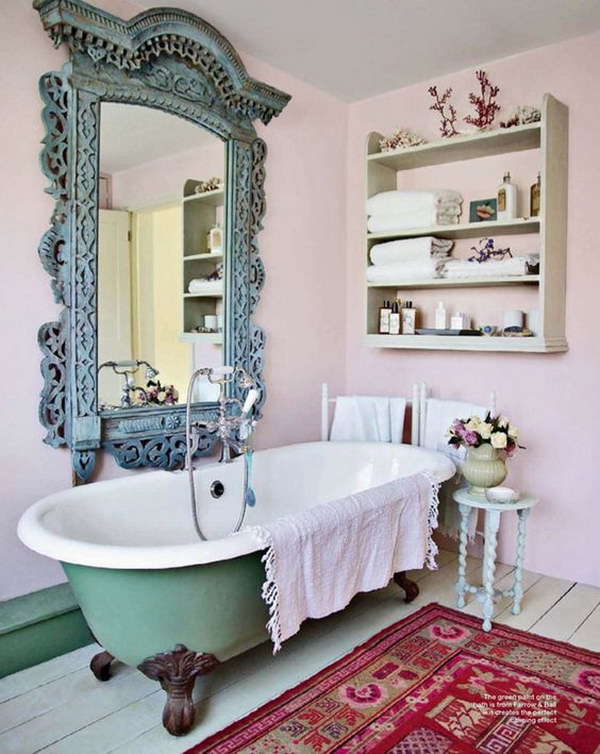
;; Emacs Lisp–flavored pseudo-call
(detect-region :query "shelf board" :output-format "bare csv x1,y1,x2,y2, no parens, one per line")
367,218,540,242
367,275,540,289
182,188,224,206
184,290,223,298
179,332,223,344
368,123,541,170
184,252,223,262
364,334,567,353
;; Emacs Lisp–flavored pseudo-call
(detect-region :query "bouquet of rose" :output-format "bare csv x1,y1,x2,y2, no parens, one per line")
132,380,179,407
447,413,523,457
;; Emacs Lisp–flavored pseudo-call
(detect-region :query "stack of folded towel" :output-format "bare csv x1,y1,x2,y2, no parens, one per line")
443,255,539,279
367,190,463,233
187,279,223,294
367,236,454,282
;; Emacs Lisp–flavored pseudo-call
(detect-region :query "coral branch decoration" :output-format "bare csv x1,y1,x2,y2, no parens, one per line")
379,128,426,153
428,86,459,138
464,70,500,130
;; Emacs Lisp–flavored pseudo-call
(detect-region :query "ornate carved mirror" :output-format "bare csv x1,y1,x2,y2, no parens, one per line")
34,0,290,480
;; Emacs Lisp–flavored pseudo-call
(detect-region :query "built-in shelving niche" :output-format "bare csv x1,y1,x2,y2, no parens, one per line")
364,94,568,353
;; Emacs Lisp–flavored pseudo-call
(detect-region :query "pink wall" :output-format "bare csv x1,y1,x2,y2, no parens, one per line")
111,141,225,209
345,33,600,587
0,0,347,600
2,0,598,601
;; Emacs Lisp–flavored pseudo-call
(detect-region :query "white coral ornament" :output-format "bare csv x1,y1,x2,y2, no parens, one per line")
379,129,426,153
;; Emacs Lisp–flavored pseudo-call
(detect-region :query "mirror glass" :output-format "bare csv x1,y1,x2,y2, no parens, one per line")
97,103,226,411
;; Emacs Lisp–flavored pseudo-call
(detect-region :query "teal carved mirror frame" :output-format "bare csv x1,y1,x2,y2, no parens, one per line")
34,0,290,480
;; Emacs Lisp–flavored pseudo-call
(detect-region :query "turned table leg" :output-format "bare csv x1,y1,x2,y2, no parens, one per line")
394,571,419,603
512,508,530,615
456,503,470,609
90,650,115,681
138,644,220,736
482,509,501,631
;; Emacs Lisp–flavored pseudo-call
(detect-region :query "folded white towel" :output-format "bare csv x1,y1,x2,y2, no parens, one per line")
370,237,454,266
187,279,223,294
329,396,406,442
443,256,539,279
368,208,462,233
422,398,487,541
249,473,439,651
366,190,463,216
367,259,442,282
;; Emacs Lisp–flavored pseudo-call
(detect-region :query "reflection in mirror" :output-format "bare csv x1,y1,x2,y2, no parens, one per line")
97,103,226,411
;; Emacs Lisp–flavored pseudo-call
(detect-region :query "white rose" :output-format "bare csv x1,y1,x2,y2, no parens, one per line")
479,422,493,440
497,416,509,428
508,425,519,439
491,432,508,449
465,416,482,432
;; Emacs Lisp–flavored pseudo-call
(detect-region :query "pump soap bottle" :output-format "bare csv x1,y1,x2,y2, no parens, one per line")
389,302,401,335
497,172,517,221
378,300,392,334
401,301,417,335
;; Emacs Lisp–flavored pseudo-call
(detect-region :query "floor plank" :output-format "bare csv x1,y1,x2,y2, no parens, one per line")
529,583,600,642
494,575,574,631
0,645,96,705
569,601,600,652
1,552,597,754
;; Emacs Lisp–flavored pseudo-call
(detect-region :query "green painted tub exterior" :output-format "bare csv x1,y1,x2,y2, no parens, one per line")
62,552,269,667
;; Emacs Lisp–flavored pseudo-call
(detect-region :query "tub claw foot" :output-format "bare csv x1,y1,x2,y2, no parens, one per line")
90,650,114,681
138,644,220,736
394,571,419,603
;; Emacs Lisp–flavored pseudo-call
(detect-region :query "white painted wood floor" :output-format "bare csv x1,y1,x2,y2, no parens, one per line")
1,551,599,754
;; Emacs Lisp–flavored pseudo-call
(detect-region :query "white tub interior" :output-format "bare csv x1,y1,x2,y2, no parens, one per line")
18,442,455,569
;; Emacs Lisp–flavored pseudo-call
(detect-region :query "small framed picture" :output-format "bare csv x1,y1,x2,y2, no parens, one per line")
469,198,497,223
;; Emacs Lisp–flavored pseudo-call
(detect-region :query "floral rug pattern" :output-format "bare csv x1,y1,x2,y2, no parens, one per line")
186,603,600,753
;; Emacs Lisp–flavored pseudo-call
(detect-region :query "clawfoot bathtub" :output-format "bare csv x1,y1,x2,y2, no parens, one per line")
18,441,454,736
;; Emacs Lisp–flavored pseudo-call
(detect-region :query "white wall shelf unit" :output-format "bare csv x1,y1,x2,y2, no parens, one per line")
364,93,568,353
182,178,224,340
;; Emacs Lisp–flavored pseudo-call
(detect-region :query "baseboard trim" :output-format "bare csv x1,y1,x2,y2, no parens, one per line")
0,583,92,678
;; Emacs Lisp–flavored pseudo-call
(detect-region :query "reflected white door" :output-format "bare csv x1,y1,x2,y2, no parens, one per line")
98,209,132,407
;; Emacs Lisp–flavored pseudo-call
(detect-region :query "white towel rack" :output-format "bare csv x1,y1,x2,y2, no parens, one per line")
322,382,497,445
320,383,419,443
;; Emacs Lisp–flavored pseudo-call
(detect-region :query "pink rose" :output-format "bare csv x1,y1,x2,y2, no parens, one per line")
463,430,478,445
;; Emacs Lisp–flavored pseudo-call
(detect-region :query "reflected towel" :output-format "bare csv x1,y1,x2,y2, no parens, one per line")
187,279,223,294
249,473,439,651
370,237,454,266
329,396,406,442
422,398,488,541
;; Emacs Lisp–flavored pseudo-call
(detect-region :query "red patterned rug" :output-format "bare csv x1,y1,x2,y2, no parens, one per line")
186,603,600,753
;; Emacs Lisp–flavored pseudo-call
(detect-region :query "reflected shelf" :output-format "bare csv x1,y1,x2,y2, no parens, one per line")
182,188,224,206
184,290,223,298
179,332,223,344
184,252,223,261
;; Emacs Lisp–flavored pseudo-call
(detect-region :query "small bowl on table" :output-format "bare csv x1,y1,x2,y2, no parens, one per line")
485,486,520,504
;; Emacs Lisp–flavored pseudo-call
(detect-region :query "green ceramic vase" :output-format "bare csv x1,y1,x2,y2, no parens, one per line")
462,443,507,497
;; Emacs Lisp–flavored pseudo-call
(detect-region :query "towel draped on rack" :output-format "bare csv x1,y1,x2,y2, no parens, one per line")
329,396,406,442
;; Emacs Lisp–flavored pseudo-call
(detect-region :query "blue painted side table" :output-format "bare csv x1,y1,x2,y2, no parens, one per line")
452,489,539,631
